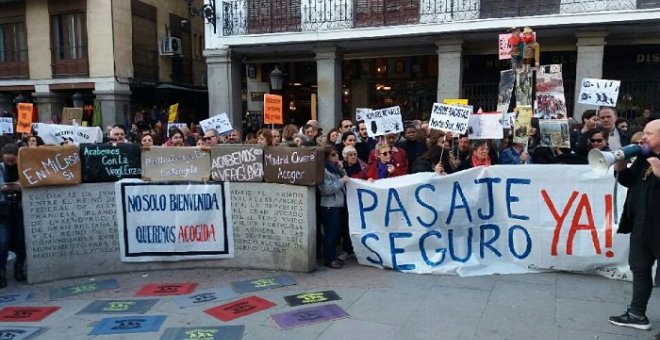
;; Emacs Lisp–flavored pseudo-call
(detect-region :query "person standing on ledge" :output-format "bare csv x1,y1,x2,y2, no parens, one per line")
0,144,27,286
609,118,660,336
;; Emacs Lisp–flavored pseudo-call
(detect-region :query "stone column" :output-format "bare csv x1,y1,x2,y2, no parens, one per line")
314,46,343,132
435,38,463,102
93,89,131,129
574,31,607,121
32,90,66,123
205,47,243,129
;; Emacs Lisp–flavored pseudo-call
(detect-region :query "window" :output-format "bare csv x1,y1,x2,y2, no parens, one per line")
0,22,27,64
52,13,86,61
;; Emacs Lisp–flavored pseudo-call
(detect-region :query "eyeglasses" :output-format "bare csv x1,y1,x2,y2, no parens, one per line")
590,138,604,143
379,151,391,156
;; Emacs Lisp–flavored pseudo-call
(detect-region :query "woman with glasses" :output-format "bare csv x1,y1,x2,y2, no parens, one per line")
318,145,349,269
367,143,400,180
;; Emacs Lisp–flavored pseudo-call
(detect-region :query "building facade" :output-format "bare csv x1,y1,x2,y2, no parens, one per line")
0,0,207,128
204,0,660,132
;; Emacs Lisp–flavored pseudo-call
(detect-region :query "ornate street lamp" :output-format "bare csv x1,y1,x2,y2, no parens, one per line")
269,66,284,91
183,0,217,34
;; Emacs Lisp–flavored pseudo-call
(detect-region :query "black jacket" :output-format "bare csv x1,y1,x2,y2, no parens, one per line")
616,153,660,243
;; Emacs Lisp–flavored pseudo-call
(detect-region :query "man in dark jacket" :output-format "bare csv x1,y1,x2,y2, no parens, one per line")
609,119,660,334
598,106,630,151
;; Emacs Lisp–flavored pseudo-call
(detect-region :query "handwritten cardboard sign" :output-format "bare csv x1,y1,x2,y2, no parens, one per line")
168,104,179,123
578,78,621,106
264,94,283,124
210,145,263,182
200,113,232,135
81,144,142,183
429,103,472,134
467,112,504,140
16,103,33,133
61,107,83,125
18,146,81,188
0,117,13,134
263,146,324,186
141,146,211,182
364,106,403,137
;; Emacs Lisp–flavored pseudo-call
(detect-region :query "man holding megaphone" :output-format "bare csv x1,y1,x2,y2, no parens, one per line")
608,119,660,336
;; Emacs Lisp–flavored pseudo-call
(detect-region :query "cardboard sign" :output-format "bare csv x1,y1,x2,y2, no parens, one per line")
0,117,13,134
136,283,198,297
160,326,244,340
78,299,159,314
49,279,119,299
33,123,104,145
429,103,472,134
230,275,296,293
284,290,341,307
0,326,43,340
264,94,283,124
16,103,33,133
116,181,233,262
18,146,81,188
356,108,371,122
172,287,239,308
210,145,263,182
467,112,504,140
516,71,534,106
168,104,179,123
263,146,324,186
363,106,403,137
539,119,571,148
270,304,349,330
0,307,60,322
501,112,516,129
81,144,142,183
498,33,513,60
443,99,469,105
89,315,166,335
513,105,533,144
61,107,83,125
578,78,621,106
200,113,233,135
497,70,516,114
535,64,567,119
205,296,275,322
140,146,211,182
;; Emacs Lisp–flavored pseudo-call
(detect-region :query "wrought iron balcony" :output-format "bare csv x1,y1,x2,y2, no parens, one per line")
217,0,656,36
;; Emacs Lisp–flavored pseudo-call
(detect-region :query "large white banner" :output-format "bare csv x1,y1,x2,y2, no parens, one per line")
115,180,234,262
33,123,103,145
347,166,631,280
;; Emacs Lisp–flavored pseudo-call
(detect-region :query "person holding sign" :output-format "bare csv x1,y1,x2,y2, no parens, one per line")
609,119,660,334
367,143,404,181
0,144,27,286
318,145,349,269
367,133,408,176
458,140,496,170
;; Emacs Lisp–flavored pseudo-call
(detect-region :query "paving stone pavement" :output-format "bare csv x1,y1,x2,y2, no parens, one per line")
0,259,659,340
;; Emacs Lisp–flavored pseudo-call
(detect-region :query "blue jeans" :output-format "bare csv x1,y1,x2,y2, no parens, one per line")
320,207,342,266
0,219,10,270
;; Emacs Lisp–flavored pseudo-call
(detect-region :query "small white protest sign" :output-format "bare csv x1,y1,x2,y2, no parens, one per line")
167,123,188,137
501,112,516,129
578,78,621,107
364,106,403,137
0,117,13,134
468,112,504,140
429,103,472,134
356,108,371,122
200,113,233,135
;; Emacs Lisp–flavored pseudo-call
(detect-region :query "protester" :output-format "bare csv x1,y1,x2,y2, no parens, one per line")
326,129,341,146
458,140,495,170
203,128,220,147
0,144,26,286
367,133,408,176
227,129,241,144
109,125,128,145
397,125,428,173
609,119,660,333
635,108,653,130
195,136,205,147
499,142,529,164
291,134,305,147
571,109,599,155
302,124,317,144
367,143,403,180
616,117,630,133
26,135,43,148
140,134,154,148
166,129,186,147
355,121,376,163
282,124,299,144
256,128,273,147
271,129,281,146
598,106,629,151
585,128,611,152
412,145,452,175
342,145,367,179
318,145,349,269
338,119,353,136
337,132,357,160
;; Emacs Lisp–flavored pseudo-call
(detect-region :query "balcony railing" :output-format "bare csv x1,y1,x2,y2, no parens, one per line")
218,0,656,36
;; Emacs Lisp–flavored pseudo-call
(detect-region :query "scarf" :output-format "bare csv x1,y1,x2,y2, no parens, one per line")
344,161,363,178
377,162,389,179
471,154,491,167
325,162,342,176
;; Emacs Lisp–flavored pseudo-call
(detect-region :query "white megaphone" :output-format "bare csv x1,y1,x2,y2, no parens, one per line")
589,144,651,176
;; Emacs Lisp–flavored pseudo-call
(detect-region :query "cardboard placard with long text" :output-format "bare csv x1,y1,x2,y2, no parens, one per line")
211,145,264,182
81,144,142,183
263,147,324,186
141,146,211,182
